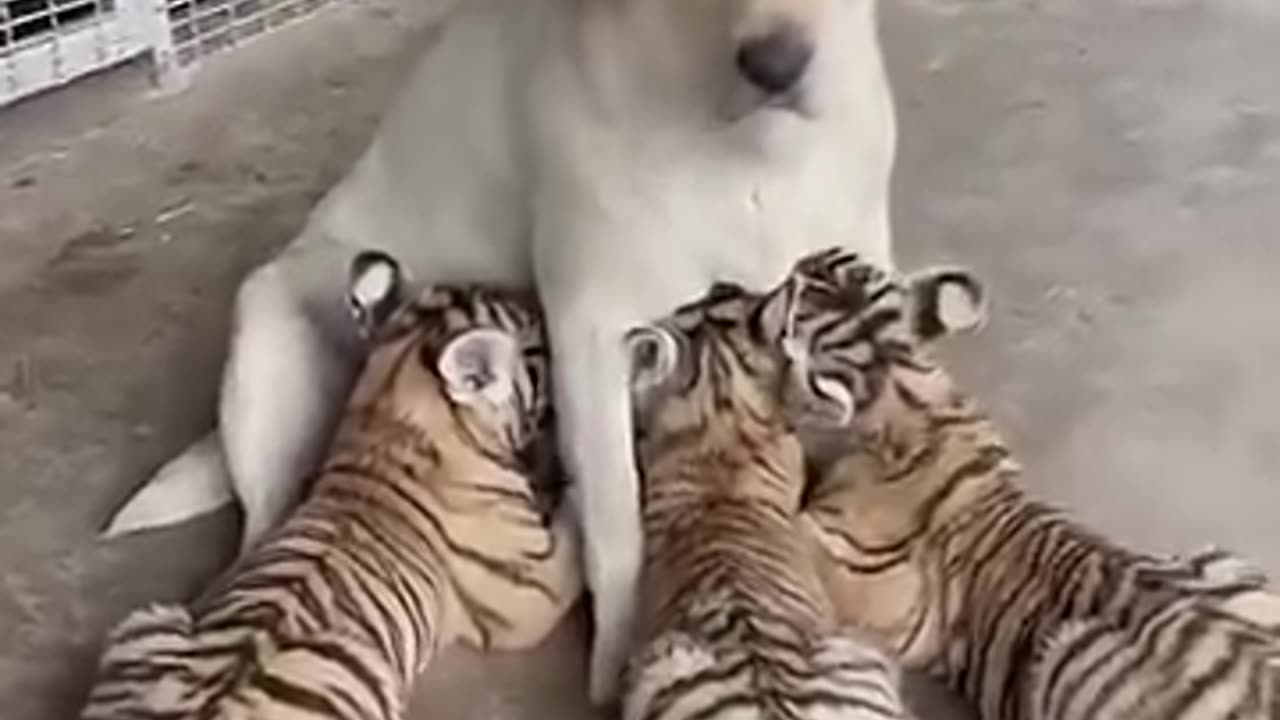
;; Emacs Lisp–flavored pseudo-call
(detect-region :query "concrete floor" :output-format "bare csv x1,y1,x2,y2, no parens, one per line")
1,0,1278,717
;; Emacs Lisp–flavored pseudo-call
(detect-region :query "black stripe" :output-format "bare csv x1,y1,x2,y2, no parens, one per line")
1163,635,1250,718
1064,608,1180,717
108,613,190,646
253,668,345,716
326,464,551,599
785,688,903,718
291,636,394,720
1034,621,1110,717
316,553,406,674
642,653,756,720
987,522,1059,718
302,490,442,647
918,444,1011,535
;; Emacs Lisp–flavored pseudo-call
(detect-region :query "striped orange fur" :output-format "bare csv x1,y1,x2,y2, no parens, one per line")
622,282,913,720
80,253,581,719
774,248,1280,720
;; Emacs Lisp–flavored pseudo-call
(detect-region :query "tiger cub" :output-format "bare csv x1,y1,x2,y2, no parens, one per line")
779,248,1280,720
80,251,582,720
621,283,914,720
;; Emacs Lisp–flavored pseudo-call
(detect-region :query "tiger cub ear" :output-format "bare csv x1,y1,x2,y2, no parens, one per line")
626,325,680,394
906,267,987,341
347,250,404,338
753,275,802,346
437,328,520,407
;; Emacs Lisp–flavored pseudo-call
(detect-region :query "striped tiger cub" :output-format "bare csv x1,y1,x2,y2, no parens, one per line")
778,248,1280,719
80,251,582,719
620,283,914,720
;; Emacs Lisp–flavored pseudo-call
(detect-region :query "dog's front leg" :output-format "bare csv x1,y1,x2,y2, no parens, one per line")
546,309,643,705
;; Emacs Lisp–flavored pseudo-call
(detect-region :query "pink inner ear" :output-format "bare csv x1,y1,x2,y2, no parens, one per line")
438,329,518,404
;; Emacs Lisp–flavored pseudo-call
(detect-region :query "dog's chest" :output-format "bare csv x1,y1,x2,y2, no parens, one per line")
553,154,876,302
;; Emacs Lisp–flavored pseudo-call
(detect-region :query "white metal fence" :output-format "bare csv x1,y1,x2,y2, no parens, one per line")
165,0,330,68
1,0,334,108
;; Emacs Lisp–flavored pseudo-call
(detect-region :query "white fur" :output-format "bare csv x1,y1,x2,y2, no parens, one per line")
349,262,396,314
105,0,898,703
101,434,231,536
935,280,986,333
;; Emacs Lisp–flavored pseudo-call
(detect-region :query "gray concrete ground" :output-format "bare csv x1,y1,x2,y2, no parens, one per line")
1,0,1278,718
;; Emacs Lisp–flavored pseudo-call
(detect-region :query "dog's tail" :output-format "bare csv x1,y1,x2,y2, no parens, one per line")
101,432,234,538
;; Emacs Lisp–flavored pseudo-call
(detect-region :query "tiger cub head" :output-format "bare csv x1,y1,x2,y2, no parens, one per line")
782,250,1015,650
773,247,987,451
624,280,843,506
343,250,554,474
627,248,986,457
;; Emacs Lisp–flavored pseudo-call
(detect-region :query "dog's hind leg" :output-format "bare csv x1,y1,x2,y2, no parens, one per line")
100,246,360,546
221,245,364,552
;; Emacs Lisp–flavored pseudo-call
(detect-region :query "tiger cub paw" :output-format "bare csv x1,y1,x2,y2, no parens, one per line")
1141,545,1270,596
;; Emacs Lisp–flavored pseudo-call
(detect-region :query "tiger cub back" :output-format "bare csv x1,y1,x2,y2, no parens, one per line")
80,250,581,720
621,283,913,720
776,248,1280,720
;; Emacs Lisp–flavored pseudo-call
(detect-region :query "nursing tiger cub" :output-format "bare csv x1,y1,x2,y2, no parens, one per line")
80,252,582,719
621,283,913,720
779,249,1280,720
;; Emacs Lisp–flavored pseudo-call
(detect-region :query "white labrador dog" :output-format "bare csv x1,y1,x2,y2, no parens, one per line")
106,0,897,703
